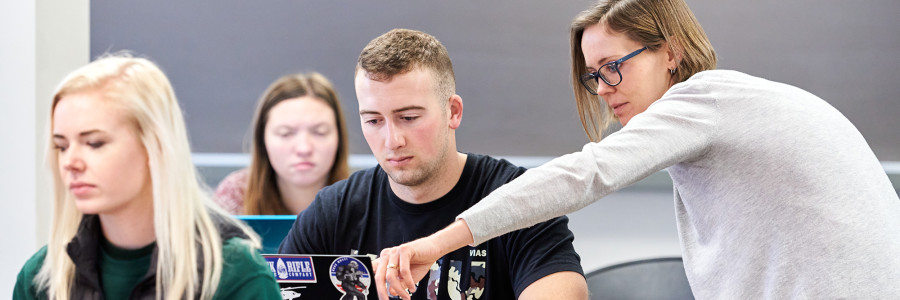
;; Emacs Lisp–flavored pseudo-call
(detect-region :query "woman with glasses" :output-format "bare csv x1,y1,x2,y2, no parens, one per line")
373,0,900,299
13,54,281,300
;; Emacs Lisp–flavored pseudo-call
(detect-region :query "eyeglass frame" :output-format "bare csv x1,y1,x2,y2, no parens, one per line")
579,46,648,95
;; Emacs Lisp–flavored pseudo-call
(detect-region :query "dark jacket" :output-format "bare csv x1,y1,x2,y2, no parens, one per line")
66,214,247,299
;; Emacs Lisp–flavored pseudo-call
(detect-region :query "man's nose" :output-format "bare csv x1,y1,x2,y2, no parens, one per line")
384,122,406,150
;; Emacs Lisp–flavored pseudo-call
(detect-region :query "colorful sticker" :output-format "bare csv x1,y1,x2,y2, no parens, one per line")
329,256,370,299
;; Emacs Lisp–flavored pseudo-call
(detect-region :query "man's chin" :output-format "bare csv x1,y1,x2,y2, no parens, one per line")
385,170,429,187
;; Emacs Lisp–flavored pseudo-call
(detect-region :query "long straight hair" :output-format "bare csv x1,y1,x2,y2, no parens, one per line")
243,72,350,215
36,54,260,299
570,0,717,141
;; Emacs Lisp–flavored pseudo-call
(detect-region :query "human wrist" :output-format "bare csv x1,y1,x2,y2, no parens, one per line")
426,219,474,255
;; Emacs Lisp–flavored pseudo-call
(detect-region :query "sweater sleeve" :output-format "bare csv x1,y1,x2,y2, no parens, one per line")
459,86,719,245
13,246,48,300
214,238,281,300
212,169,249,215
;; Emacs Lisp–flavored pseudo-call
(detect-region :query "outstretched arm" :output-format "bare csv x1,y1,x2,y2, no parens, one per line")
373,219,474,300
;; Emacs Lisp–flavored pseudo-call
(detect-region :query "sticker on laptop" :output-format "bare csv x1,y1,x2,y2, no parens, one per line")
265,256,317,283
330,256,370,299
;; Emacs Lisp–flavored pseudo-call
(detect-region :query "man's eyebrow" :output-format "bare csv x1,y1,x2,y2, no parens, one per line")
359,105,425,115
393,105,425,113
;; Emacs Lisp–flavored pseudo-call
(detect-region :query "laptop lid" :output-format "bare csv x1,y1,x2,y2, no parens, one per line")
236,215,296,254
263,254,378,300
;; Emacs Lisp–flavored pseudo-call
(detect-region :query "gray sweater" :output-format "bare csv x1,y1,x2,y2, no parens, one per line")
458,70,900,299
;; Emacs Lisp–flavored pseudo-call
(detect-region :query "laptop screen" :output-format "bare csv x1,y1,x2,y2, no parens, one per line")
263,254,378,299
236,215,296,254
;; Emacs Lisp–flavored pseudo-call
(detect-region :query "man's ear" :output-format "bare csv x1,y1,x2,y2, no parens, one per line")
448,94,463,130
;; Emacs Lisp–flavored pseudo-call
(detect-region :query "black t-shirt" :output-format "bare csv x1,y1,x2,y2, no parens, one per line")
280,153,583,299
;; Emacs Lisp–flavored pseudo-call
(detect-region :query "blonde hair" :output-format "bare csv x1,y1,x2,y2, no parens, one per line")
356,28,456,107
37,54,260,299
244,72,350,215
570,0,717,141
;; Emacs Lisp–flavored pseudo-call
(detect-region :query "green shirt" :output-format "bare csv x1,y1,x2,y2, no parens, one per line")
99,238,155,299
13,237,281,300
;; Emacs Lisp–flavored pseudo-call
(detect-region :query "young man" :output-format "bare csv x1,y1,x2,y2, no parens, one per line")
279,29,587,300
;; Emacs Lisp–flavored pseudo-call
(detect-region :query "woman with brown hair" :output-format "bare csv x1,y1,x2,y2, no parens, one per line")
374,0,900,298
214,72,350,215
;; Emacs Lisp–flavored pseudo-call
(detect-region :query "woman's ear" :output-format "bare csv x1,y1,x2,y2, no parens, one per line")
664,39,683,70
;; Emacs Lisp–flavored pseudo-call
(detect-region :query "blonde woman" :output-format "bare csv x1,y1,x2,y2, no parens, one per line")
213,73,350,215
376,0,900,298
13,54,281,299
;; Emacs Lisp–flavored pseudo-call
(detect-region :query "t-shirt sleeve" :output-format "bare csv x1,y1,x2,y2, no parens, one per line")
278,187,337,254
14,246,48,300
501,216,583,297
212,169,249,215
460,87,719,245
214,238,281,300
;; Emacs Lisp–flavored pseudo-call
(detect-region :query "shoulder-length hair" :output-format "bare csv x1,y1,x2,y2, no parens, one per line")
570,0,718,141
243,72,350,215
37,53,260,300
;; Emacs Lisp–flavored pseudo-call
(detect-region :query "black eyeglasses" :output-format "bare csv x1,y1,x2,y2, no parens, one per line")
580,46,647,95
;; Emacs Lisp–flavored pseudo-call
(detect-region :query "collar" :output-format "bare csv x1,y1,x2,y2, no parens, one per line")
64,213,249,298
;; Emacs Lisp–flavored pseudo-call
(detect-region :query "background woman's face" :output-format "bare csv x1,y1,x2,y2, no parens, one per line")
264,96,340,188
52,91,152,216
581,23,675,126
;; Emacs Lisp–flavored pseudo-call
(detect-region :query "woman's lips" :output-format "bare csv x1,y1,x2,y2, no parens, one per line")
291,162,315,171
612,102,628,116
69,182,96,197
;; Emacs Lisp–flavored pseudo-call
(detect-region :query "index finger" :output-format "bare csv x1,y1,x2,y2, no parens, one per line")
384,249,411,300
375,248,392,300
396,246,418,293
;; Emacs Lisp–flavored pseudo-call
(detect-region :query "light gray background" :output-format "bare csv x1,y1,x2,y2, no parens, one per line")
91,0,900,160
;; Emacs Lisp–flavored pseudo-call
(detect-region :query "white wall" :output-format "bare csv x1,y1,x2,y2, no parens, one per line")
0,1,38,295
0,0,88,296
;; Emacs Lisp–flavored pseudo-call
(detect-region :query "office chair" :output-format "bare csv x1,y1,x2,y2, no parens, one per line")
585,257,694,300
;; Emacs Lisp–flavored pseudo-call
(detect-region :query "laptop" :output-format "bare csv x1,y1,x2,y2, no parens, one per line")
263,254,378,300
236,215,296,254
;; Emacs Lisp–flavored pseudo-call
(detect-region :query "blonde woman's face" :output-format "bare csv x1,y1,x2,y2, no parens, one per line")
581,23,676,126
52,92,152,216
264,96,340,188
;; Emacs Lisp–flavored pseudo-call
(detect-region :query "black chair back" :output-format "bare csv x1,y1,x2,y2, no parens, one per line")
586,257,693,300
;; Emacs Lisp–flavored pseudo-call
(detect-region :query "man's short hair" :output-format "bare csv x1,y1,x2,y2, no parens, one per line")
357,28,456,107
